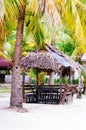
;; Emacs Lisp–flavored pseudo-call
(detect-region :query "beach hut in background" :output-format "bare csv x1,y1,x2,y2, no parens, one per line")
0,58,12,82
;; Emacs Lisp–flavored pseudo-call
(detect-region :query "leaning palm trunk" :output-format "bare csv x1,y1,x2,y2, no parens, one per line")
10,1,26,108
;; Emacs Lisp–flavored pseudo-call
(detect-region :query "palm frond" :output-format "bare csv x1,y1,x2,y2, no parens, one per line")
4,0,21,33
27,14,45,49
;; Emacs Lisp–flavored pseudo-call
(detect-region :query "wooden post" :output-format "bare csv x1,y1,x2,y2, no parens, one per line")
69,67,71,84
36,68,39,103
70,67,74,84
59,69,63,104
77,70,83,99
36,68,39,86
71,71,74,84
22,71,25,101
22,72,25,86
49,71,55,85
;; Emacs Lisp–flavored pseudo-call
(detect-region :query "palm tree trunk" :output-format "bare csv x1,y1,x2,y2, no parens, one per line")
10,1,26,108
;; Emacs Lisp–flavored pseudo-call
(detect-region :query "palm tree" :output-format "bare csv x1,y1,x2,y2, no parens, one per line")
0,0,27,110
2,0,86,108
10,0,26,110
0,0,26,110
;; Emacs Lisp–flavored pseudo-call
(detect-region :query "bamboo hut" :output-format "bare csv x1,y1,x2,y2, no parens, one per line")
22,44,83,82
21,45,83,104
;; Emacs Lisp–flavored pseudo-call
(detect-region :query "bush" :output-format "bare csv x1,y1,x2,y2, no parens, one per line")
54,78,60,85
73,79,79,84
44,77,49,84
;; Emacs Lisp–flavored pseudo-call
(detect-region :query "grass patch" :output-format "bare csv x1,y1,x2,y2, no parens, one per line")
0,86,11,94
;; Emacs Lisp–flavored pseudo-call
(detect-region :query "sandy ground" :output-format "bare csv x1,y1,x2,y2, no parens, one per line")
0,94,86,130
0,83,11,87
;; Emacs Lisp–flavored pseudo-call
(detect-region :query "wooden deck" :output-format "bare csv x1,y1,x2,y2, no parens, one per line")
22,84,77,104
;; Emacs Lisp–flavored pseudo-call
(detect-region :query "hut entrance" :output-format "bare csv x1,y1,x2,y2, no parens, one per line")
22,67,77,104
22,69,66,104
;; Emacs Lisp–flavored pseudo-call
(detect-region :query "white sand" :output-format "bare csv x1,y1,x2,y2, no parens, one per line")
0,95,86,130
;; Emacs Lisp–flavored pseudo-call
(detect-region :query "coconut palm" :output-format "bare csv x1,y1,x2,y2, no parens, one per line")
10,0,26,109
0,0,26,110
5,0,47,109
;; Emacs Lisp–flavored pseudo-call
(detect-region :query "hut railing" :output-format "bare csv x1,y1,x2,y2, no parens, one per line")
22,84,77,104
22,84,65,104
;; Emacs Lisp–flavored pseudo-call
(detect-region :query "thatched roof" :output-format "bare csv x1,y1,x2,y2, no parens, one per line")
22,50,62,72
46,44,83,72
21,45,83,72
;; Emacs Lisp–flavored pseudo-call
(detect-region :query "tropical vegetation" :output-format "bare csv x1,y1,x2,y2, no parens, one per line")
0,0,86,110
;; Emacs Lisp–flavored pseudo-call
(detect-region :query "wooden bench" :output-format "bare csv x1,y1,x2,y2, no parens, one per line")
61,84,77,104
23,84,77,104
62,91,73,104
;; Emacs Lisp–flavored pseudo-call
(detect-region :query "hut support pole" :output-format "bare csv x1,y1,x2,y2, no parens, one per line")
71,71,74,84
36,69,39,103
69,67,71,84
77,70,83,99
59,70,63,104
49,71,55,85
22,71,25,101
70,67,74,84
36,69,39,86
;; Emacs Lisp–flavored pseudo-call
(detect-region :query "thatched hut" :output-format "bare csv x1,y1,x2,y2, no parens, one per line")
0,58,12,82
21,44,82,82
21,45,83,103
